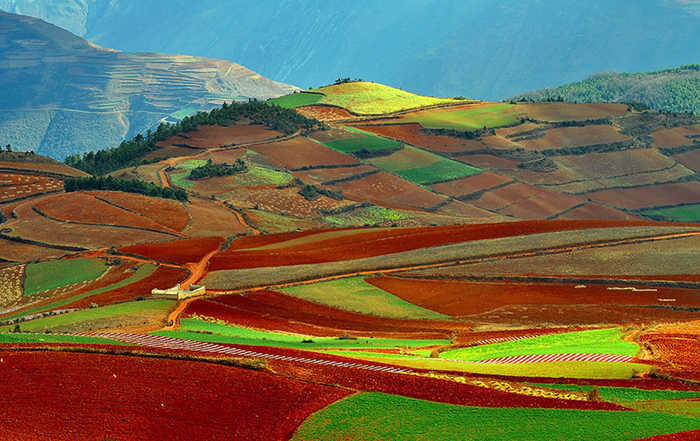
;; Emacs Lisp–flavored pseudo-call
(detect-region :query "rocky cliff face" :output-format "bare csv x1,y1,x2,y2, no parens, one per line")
0,11,298,159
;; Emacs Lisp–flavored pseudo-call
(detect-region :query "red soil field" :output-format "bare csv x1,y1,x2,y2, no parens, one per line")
355,123,488,154
436,200,503,220
498,188,584,220
119,237,224,265
639,334,700,381
66,266,189,308
634,430,700,441
209,220,666,270
586,182,700,210
6,196,174,249
34,192,180,234
331,170,447,210
556,149,677,180
430,172,514,198
292,164,378,186
556,203,638,221
250,137,359,170
87,190,190,232
365,277,700,317
295,105,354,121
453,153,521,170
514,103,629,121
159,124,282,149
0,351,348,441
0,238,65,264
242,186,354,218
0,161,88,177
651,126,700,148
517,125,631,151
470,182,544,211
673,149,700,172
0,173,62,203
225,228,342,251
187,290,458,338
204,148,248,164
182,197,251,237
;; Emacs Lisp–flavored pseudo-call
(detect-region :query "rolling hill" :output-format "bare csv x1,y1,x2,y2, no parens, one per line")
512,64,700,115
0,11,297,159
1,0,699,100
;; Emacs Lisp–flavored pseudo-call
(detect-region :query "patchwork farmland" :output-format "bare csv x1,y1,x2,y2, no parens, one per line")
1,83,698,439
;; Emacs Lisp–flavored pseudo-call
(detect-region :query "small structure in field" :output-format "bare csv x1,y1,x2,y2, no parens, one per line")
151,284,205,300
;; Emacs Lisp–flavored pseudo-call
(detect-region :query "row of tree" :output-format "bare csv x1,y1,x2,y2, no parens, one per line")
64,176,188,201
65,101,320,176
189,159,247,180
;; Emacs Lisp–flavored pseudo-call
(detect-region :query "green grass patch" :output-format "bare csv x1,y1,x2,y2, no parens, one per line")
396,159,482,185
24,258,108,296
527,383,700,402
0,299,174,333
3,264,157,322
641,204,700,222
311,81,465,114
232,165,293,186
153,318,448,349
169,159,208,189
0,333,127,345
291,392,700,441
323,135,401,154
279,277,447,320
267,92,322,109
403,103,518,130
440,328,639,361
323,205,409,227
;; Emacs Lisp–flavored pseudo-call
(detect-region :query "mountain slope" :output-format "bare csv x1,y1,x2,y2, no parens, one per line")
1,0,699,100
0,11,297,159
511,65,700,115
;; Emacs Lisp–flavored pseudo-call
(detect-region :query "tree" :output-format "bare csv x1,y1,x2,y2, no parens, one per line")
5,144,10,152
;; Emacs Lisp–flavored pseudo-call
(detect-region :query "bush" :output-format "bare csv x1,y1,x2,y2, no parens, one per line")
189,159,247,180
64,176,188,202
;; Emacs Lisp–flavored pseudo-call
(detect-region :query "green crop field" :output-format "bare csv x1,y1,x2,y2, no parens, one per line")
291,392,700,441
323,205,409,227
402,103,520,130
367,146,441,171
279,277,448,319
233,165,293,186
440,328,639,361
627,399,700,417
641,204,700,222
0,333,127,345
395,159,482,185
170,159,208,189
3,264,157,322
526,383,700,403
0,299,174,333
153,318,449,349
310,82,465,114
24,258,108,296
267,92,322,108
323,134,402,154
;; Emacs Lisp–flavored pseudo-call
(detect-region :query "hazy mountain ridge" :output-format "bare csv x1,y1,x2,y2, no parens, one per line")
511,64,700,115
1,0,699,100
0,11,297,159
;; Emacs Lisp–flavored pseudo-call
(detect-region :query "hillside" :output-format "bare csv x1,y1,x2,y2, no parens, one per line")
512,64,700,115
1,0,699,100
0,11,297,159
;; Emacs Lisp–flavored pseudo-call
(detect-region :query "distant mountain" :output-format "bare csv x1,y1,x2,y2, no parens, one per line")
1,0,699,100
511,65,700,115
0,11,297,159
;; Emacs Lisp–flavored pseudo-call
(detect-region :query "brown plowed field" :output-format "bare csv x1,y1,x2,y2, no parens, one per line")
109,162,163,186
295,105,354,121
0,173,62,203
651,126,700,148
243,209,323,234
67,266,188,308
415,234,699,277
85,190,189,232
119,237,224,265
0,351,349,441
586,182,700,210
0,161,88,177
673,149,700,172
0,238,66,263
355,123,488,154
0,264,24,308
245,187,354,218
209,220,669,270
453,154,521,170
496,122,547,137
470,182,542,211
497,189,584,219
182,198,251,237
430,172,514,198
513,103,629,121
366,277,700,317
555,149,678,180
6,196,173,249
34,193,178,234
517,125,631,151
204,148,248,164
436,200,504,220
556,203,638,221
159,124,282,149
250,137,358,170
292,165,377,185
331,171,447,210
480,135,522,150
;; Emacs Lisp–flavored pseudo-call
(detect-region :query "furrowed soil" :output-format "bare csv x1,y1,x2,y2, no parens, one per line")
119,237,224,265
250,137,359,170
586,182,700,210
86,191,190,232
